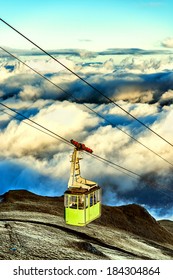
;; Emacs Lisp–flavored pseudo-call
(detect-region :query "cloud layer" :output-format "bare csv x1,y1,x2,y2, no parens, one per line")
0,49,173,220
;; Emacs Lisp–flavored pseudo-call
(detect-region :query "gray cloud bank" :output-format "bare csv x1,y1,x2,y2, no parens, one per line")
1,46,173,58
0,49,173,220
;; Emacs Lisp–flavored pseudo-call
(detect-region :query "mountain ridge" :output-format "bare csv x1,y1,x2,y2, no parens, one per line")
0,190,173,260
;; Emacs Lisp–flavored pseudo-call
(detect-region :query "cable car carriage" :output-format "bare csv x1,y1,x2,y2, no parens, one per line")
64,139,101,226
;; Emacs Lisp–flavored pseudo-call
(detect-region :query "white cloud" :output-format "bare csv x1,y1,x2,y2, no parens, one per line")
161,37,173,48
160,89,173,101
0,100,99,158
19,84,42,100
26,57,77,73
0,51,173,219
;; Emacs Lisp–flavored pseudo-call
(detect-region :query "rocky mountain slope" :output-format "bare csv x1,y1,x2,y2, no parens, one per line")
159,220,173,234
0,190,173,260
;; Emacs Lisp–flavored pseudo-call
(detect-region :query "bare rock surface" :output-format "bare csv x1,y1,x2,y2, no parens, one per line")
159,220,173,235
0,190,173,260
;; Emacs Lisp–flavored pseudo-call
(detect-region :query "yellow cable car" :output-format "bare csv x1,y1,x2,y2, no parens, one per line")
64,140,101,226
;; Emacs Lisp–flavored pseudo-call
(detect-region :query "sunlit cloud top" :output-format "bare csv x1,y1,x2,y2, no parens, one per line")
0,48,173,220
0,0,173,220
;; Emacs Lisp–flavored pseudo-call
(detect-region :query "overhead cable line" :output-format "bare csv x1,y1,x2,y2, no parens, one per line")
0,106,137,179
4,110,173,197
2,108,173,197
0,102,140,178
1,18,173,149
2,108,138,179
85,152,173,196
0,103,172,196
1,102,171,195
1,47,173,169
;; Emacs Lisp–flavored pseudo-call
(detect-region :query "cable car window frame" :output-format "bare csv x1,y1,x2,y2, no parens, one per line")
64,194,68,207
96,189,101,202
90,193,94,206
78,194,84,210
86,194,88,208
69,195,78,209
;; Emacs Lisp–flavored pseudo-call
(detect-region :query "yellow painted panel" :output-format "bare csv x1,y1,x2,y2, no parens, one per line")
65,208,85,226
65,202,101,226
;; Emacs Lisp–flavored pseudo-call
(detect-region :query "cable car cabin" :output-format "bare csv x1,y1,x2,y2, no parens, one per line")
64,140,101,226
64,186,101,226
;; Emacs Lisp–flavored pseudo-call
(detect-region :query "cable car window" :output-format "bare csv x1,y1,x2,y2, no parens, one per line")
90,193,94,206
69,195,77,209
78,195,84,209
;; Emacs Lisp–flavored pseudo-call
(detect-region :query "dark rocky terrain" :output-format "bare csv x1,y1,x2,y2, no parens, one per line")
159,220,173,235
0,190,173,260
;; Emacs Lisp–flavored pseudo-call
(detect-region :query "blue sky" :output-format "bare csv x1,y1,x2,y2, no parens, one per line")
1,0,173,50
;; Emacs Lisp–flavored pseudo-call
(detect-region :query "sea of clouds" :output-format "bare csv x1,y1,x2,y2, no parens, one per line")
0,48,173,219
